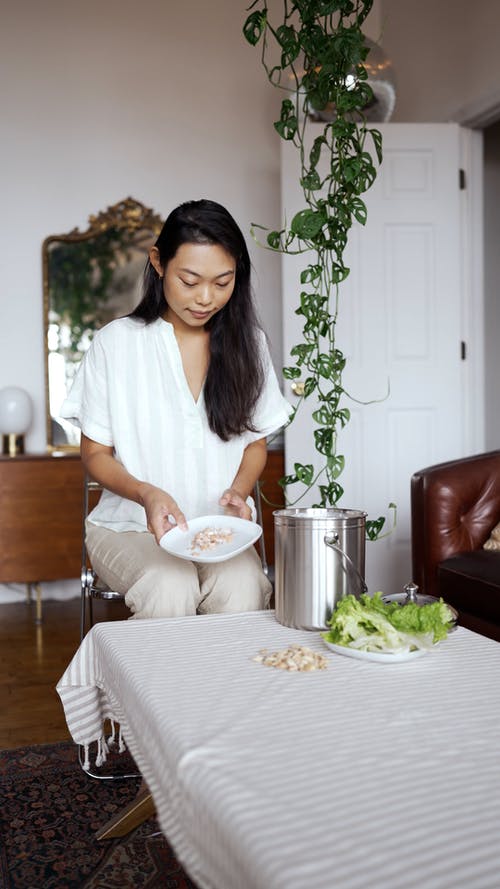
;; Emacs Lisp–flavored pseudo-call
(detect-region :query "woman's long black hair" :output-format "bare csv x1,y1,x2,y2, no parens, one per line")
130,199,265,441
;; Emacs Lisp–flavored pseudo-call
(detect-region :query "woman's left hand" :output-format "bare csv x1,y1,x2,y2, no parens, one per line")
219,488,252,520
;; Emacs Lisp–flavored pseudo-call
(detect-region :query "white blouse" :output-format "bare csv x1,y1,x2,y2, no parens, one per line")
61,317,292,531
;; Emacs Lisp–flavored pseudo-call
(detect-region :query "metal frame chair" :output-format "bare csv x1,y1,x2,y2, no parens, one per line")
79,474,140,780
80,477,126,641
82,477,273,639
78,474,272,782
254,478,274,585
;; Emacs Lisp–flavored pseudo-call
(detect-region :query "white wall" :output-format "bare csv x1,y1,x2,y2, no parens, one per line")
0,0,384,605
4,0,496,455
0,0,286,452
381,0,500,124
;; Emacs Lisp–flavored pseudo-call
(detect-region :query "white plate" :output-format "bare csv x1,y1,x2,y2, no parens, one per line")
322,639,429,663
159,515,262,563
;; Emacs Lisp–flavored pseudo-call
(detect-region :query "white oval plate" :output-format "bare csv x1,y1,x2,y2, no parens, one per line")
323,639,429,663
159,515,262,563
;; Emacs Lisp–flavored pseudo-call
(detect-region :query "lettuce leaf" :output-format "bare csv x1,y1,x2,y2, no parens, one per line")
322,592,455,653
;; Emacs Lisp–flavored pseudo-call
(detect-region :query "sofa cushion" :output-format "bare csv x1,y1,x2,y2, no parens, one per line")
438,551,500,624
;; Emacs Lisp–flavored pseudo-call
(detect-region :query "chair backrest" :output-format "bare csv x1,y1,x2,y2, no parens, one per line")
81,475,107,592
80,475,125,639
411,450,500,598
253,479,270,578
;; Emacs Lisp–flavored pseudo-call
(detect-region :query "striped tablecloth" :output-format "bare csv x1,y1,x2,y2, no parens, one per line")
57,611,500,889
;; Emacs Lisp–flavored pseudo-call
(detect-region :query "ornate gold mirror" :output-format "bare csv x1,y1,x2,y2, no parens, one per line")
43,197,163,449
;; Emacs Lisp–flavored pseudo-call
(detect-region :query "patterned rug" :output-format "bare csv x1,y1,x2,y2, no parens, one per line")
0,740,198,889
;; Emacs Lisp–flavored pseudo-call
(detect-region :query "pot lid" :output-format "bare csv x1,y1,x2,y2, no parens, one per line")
382,582,458,624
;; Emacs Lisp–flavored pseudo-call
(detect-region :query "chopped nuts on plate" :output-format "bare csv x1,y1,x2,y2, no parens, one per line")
189,526,234,555
159,515,262,563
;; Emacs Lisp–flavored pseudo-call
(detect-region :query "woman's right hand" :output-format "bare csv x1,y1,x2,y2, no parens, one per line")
80,435,187,544
139,483,188,544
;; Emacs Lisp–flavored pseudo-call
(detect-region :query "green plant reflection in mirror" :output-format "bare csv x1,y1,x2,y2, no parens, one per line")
43,197,163,450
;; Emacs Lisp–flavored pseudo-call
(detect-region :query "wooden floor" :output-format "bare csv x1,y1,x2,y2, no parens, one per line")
0,596,128,749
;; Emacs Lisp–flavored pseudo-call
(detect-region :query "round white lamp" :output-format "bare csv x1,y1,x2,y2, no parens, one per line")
0,386,34,457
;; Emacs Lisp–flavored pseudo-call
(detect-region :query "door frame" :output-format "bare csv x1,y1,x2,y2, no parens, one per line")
459,126,485,456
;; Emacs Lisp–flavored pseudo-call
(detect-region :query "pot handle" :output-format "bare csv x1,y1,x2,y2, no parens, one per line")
323,534,368,596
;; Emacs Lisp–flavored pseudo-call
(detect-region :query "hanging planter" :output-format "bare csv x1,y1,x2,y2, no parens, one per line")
244,1,395,627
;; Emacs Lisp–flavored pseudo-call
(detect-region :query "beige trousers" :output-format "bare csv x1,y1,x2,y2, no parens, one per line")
86,522,272,620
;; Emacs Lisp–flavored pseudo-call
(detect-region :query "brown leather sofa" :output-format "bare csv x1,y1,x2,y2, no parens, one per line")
411,450,500,642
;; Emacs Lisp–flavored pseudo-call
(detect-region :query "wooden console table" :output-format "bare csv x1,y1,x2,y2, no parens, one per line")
0,449,284,622
0,453,85,621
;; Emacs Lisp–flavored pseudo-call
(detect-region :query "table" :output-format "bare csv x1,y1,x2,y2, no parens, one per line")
57,611,500,889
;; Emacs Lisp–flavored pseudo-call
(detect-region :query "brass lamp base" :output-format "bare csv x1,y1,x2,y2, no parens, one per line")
2,433,25,457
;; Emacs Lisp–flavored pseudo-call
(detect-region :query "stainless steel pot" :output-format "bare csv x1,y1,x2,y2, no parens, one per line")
273,507,367,630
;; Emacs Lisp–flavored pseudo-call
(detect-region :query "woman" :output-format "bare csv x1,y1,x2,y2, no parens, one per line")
62,199,292,619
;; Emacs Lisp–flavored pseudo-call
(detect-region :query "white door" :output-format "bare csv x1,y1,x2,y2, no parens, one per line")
281,122,483,594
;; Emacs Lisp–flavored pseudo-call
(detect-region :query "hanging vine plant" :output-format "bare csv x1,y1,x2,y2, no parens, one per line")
244,0,393,539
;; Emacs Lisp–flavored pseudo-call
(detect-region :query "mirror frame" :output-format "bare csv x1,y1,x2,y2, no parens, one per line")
43,197,163,451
